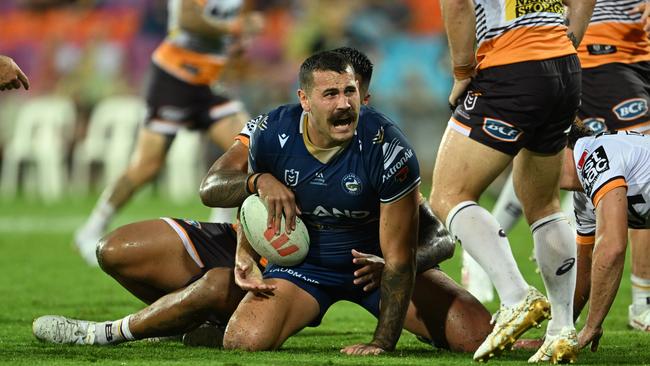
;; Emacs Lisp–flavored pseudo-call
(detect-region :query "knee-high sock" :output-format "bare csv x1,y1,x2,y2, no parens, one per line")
447,201,528,307
532,213,576,336
632,274,650,313
209,207,237,224
492,175,523,234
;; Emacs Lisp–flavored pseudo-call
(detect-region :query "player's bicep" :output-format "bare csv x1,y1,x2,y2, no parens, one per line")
594,186,628,251
379,189,419,264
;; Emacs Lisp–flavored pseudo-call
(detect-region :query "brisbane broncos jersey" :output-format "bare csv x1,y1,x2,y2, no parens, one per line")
573,131,650,244
248,104,421,269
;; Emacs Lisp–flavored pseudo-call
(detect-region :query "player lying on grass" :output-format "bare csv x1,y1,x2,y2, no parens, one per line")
559,122,650,351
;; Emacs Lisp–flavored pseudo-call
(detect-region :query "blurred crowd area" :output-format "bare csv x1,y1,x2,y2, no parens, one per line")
0,0,454,200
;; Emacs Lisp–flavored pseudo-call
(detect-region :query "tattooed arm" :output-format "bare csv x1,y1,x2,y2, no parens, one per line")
563,0,596,48
200,141,249,208
341,189,418,355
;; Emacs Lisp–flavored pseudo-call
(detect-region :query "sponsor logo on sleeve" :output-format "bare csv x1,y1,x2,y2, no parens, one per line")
341,173,363,195
284,169,300,187
382,139,415,183
580,146,610,196
613,98,648,121
582,117,606,133
482,118,522,142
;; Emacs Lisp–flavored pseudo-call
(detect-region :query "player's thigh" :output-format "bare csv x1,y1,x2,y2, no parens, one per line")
127,127,172,175
206,108,249,150
403,269,491,352
512,148,564,224
430,127,512,221
98,219,202,291
224,278,320,351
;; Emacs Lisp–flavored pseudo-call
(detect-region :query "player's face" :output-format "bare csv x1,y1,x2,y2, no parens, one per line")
559,148,583,191
299,67,360,148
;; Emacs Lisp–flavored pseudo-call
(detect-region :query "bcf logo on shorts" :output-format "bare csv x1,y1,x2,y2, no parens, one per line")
613,98,648,121
482,118,522,142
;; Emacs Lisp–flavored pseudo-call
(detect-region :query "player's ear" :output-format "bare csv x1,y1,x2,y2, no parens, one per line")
298,89,310,111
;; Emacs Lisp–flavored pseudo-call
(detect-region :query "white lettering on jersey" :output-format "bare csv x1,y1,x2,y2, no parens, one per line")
382,148,415,183
581,146,610,196
310,205,370,219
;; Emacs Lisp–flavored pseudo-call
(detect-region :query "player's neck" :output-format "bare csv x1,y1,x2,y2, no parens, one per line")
303,114,348,164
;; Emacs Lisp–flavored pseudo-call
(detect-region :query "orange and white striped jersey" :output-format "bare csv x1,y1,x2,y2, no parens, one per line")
572,131,650,245
475,0,576,70
578,0,650,69
152,0,242,85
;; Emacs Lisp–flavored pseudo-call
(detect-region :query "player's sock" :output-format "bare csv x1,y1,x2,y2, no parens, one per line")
93,315,136,345
631,274,650,313
560,193,576,228
208,207,237,224
447,201,528,306
81,201,115,236
532,212,576,336
491,175,522,233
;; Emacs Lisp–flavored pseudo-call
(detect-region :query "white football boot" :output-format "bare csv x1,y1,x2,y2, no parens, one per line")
473,286,551,362
33,315,96,345
461,250,495,303
629,305,650,332
528,327,578,364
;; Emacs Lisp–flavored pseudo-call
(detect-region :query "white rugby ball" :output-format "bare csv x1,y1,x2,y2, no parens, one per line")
240,195,310,266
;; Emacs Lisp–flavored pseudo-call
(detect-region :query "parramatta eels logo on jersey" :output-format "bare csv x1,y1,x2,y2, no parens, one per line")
284,169,299,187
482,118,522,142
506,0,564,20
582,118,606,134
581,146,610,196
341,173,363,195
613,98,648,121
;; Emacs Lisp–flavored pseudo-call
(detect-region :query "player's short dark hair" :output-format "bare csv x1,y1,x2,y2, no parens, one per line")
567,118,595,149
331,47,373,93
299,50,353,92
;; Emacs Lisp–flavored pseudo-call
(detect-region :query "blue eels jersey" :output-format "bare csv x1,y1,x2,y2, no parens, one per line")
248,104,421,269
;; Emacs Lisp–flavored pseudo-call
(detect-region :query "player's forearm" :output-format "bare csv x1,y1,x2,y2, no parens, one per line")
586,239,626,329
573,243,593,321
441,0,477,68
563,0,596,48
416,202,455,272
371,261,415,350
200,170,249,207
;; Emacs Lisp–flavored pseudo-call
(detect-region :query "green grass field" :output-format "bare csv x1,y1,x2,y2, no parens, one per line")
1,193,649,365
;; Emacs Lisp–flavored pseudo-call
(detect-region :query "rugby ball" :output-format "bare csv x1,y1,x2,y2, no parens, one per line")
240,195,310,266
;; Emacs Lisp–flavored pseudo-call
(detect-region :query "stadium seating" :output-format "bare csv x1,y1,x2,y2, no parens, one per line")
71,95,146,194
1,95,76,202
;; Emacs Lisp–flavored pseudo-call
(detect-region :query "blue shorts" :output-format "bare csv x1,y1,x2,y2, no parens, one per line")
263,262,380,326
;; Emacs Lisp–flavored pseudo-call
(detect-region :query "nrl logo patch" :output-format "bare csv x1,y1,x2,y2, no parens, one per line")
284,169,299,187
613,98,648,121
482,118,522,142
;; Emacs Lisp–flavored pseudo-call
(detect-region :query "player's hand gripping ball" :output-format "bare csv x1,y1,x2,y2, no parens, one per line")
240,195,309,266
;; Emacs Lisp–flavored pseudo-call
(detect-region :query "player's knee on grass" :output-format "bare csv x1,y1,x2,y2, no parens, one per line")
223,322,277,351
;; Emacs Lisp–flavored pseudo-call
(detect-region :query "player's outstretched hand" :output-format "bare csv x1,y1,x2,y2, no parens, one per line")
578,325,603,352
0,55,29,91
631,2,650,34
340,343,386,356
352,249,384,292
234,257,276,294
256,173,301,236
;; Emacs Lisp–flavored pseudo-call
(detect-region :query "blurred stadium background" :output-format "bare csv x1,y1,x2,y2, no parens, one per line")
0,0,453,203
